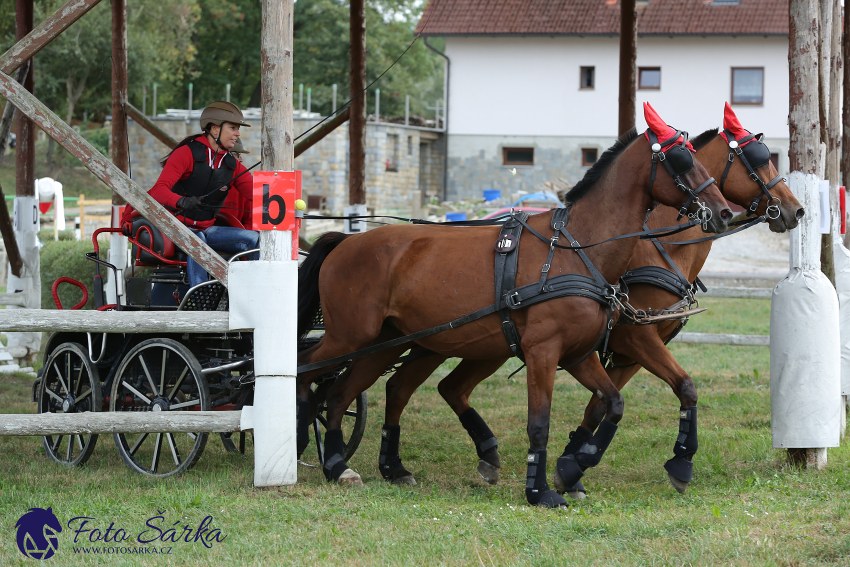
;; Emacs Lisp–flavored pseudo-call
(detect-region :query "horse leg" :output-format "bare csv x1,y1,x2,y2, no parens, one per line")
322,344,409,486
381,351,448,485
438,357,509,484
557,361,641,499
607,325,699,493
524,346,568,508
553,356,625,496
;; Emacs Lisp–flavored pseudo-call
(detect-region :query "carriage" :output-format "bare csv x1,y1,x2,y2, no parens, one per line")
33,211,366,477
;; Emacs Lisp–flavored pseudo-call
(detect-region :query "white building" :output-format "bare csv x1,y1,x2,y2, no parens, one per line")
418,0,789,201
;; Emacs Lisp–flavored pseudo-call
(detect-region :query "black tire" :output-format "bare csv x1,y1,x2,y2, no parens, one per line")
313,389,367,465
110,338,209,477
38,343,102,466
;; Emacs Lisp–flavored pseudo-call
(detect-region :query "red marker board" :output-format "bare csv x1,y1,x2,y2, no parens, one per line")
252,171,301,260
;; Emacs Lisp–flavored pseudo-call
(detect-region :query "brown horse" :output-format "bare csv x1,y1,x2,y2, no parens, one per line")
297,107,732,508
374,106,802,496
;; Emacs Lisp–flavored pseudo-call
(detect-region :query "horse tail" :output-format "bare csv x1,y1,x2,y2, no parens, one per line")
298,231,350,338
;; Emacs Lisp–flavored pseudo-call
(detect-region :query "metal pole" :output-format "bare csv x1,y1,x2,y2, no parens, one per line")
307,87,311,114
152,83,157,117
332,83,337,113
226,83,231,103
299,83,303,112
375,88,380,122
142,86,146,116
187,82,193,124
349,0,366,205
405,94,409,126
618,0,637,136
435,99,440,128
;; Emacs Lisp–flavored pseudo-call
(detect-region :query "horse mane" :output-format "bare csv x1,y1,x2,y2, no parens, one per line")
691,128,719,151
566,128,639,202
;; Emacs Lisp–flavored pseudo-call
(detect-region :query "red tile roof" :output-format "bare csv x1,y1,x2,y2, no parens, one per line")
416,0,789,36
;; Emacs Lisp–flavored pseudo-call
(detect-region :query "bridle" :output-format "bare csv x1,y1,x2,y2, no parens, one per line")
646,129,717,229
719,129,784,220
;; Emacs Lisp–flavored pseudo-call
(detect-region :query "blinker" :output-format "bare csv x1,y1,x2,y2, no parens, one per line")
664,143,694,176
741,137,771,170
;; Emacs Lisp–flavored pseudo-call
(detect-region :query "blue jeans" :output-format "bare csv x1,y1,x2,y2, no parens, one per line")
188,226,260,287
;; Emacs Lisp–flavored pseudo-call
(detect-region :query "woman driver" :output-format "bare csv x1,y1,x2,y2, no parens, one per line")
122,101,258,287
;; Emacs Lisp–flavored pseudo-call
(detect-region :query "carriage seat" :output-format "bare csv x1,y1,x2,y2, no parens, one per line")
130,210,246,267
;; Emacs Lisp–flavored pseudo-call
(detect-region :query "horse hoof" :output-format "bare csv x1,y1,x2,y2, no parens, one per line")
554,467,586,499
566,490,586,501
553,466,566,494
478,460,500,485
338,468,364,487
667,473,689,494
391,474,417,486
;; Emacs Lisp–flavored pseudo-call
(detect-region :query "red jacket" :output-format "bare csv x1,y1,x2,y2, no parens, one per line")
122,135,253,230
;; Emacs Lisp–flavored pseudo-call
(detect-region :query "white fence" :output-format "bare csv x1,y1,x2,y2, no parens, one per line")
671,285,772,347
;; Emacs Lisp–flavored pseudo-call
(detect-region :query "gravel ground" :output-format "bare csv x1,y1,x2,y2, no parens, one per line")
701,222,790,274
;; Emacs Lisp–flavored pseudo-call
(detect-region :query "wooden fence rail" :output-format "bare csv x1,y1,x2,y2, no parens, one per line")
0,411,244,436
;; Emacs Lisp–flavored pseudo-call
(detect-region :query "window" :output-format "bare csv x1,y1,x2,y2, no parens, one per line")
386,134,399,171
408,136,414,156
581,148,598,166
638,67,661,90
770,152,779,171
503,147,534,166
580,66,595,89
731,67,764,105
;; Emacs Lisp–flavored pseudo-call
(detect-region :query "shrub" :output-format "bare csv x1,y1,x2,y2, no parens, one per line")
40,239,109,310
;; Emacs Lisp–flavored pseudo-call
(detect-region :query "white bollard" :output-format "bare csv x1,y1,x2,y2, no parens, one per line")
6,196,41,363
105,205,128,306
770,172,841,466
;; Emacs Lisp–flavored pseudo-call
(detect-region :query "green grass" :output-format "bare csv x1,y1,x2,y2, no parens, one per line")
2,298,850,565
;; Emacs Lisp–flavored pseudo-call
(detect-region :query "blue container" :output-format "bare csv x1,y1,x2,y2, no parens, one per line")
445,212,467,222
483,189,501,202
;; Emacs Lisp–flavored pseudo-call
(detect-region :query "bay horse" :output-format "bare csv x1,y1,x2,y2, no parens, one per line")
297,104,732,508
373,104,802,496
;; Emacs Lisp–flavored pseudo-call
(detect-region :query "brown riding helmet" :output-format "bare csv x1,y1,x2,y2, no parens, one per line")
200,101,251,130
231,139,250,154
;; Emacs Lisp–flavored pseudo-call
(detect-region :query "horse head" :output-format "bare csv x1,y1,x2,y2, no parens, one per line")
692,103,803,233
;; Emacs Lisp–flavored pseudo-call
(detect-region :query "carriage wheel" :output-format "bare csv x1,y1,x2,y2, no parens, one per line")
312,388,367,466
38,343,102,467
110,338,210,477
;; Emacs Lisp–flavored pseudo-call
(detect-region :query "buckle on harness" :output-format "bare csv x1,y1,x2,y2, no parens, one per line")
541,263,550,274
506,291,521,308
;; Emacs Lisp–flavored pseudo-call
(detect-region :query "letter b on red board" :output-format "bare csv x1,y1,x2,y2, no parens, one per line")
252,171,300,231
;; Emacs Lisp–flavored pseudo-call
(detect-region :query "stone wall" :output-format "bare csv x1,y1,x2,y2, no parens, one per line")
127,116,443,216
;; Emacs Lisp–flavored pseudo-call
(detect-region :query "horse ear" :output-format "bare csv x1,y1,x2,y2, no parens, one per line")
643,102,671,139
723,102,748,139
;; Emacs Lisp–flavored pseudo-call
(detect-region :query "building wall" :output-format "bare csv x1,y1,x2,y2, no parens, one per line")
127,117,442,216
444,35,790,200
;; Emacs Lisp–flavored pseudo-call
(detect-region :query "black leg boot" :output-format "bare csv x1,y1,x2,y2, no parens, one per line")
378,424,416,485
663,406,698,493
526,449,568,509
554,426,593,497
323,429,350,482
459,408,500,484
296,398,311,459
556,420,619,489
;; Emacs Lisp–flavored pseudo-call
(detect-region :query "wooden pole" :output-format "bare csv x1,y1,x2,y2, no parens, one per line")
294,107,349,158
843,1,850,247
0,0,102,75
110,0,128,182
0,70,229,284
124,102,177,149
0,411,243,436
14,0,34,200
818,0,838,284
0,62,29,278
618,0,637,136
349,0,366,205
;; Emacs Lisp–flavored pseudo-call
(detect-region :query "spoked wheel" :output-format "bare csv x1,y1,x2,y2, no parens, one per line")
110,338,209,477
37,343,102,466
312,384,367,466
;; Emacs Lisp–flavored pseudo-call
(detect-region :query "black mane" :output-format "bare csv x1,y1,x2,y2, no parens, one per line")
566,128,639,202
691,128,719,151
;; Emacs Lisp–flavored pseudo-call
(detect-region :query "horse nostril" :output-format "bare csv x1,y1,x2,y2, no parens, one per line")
796,207,805,220
720,208,734,221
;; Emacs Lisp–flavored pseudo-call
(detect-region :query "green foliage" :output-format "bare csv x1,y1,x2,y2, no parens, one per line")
39,238,108,310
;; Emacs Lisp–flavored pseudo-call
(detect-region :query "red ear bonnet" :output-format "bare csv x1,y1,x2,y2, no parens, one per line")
643,102,693,152
720,102,753,147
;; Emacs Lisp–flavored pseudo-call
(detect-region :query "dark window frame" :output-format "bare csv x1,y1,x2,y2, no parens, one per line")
581,148,598,167
638,67,661,90
502,147,534,166
580,66,595,90
731,67,764,105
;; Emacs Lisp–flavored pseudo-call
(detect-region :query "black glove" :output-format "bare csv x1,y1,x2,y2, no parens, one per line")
177,196,201,212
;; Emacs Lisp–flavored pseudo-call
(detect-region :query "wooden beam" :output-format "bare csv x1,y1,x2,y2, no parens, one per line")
618,0,637,136
0,0,102,74
701,287,773,300
15,0,34,199
349,0,366,205
0,411,244,436
294,107,349,158
111,0,128,209
0,63,29,277
671,332,770,347
125,102,177,149
0,70,230,285
0,309,228,333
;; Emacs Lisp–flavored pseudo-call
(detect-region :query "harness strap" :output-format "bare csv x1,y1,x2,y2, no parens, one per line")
494,213,528,360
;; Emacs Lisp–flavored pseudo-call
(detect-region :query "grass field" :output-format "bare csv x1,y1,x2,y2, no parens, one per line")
2,297,850,565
